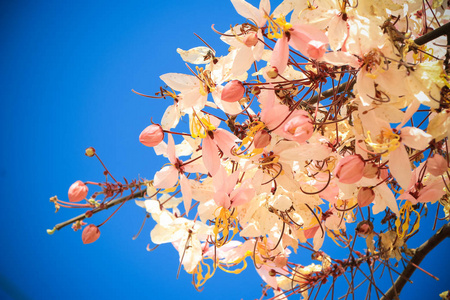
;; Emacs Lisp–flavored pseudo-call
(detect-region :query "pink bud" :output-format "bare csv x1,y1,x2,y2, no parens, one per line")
283,114,313,143
306,40,326,60
139,124,164,147
363,163,378,178
82,224,101,244
356,221,373,236
253,130,271,148
68,180,88,202
243,32,258,47
334,155,365,184
427,154,448,176
357,187,375,207
274,256,288,268
222,80,245,103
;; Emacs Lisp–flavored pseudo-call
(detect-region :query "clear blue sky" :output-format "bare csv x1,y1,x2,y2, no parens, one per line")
0,0,448,299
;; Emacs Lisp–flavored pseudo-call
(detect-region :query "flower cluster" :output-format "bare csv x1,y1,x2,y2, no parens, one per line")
49,0,450,299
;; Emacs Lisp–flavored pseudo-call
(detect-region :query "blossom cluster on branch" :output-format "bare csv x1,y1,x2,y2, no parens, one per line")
49,0,450,299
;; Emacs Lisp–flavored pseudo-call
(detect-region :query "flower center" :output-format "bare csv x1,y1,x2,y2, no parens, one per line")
365,128,400,156
266,14,292,39
196,67,216,96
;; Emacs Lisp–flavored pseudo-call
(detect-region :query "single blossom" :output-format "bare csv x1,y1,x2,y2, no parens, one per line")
153,134,206,215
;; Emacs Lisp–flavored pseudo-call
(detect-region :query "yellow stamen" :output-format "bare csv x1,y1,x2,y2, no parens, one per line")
192,257,216,288
218,251,252,274
266,14,292,39
365,128,401,156
213,207,238,247
411,44,435,63
395,201,421,239
196,66,216,96
190,113,216,138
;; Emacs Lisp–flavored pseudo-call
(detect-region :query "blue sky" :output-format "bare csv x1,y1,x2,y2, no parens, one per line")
0,0,448,299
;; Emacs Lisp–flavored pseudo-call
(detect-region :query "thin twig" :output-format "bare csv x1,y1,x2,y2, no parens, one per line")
49,188,147,232
381,223,450,300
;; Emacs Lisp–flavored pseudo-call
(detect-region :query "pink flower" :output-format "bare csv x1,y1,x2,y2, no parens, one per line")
213,166,254,209
427,154,448,177
398,162,446,204
334,155,365,184
68,180,88,202
139,124,164,147
282,113,313,143
153,134,205,215
221,80,245,103
270,24,328,73
82,224,100,244
202,128,239,177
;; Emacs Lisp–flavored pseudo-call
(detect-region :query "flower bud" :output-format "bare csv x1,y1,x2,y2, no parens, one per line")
85,147,95,157
274,256,288,268
68,180,88,202
253,130,271,148
356,220,373,236
363,163,378,178
427,154,448,177
243,32,258,47
222,80,245,103
357,187,375,207
139,124,164,147
334,155,365,184
306,40,326,60
283,115,313,143
251,86,261,95
82,224,101,244
266,66,278,79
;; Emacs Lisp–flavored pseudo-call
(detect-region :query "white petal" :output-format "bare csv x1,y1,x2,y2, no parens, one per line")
177,47,213,64
401,127,432,150
160,73,199,91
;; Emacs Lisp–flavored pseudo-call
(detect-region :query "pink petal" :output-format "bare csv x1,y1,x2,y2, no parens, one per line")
214,128,238,157
202,135,220,176
389,145,412,190
153,166,179,189
230,188,255,207
271,36,289,74
214,190,231,208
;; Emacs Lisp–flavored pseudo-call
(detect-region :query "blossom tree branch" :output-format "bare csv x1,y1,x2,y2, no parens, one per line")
381,223,450,300
49,188,147,233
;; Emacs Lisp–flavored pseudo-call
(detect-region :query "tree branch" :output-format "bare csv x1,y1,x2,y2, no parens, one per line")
381,223,450,300
48,188,147,233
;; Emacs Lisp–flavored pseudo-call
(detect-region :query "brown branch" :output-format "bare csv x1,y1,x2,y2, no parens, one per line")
381,223,450,300
48,188,147,233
